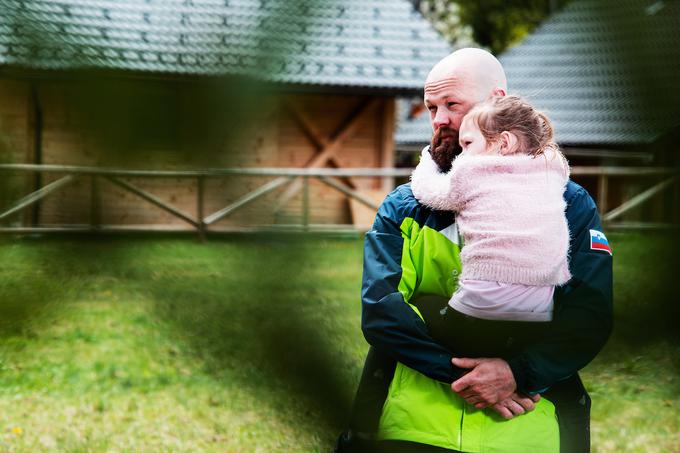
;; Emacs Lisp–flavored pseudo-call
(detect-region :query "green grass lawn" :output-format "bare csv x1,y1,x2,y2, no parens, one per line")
0,232,678,452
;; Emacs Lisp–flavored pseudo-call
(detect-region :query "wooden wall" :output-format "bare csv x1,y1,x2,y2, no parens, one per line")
0,76,395,228
0,79,32,225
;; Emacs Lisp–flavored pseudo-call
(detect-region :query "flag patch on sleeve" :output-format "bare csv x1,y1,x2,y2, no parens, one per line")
589,229,612,255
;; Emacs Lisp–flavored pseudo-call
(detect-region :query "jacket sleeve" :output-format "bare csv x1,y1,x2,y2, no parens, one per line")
361,188,463,383
507,185,614,394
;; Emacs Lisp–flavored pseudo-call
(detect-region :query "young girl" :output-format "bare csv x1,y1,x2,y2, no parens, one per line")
411,94,571,325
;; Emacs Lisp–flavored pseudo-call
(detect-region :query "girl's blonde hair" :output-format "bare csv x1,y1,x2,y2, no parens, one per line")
468,95,556,157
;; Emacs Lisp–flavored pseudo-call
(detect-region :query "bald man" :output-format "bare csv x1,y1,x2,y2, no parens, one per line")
335,48,612,453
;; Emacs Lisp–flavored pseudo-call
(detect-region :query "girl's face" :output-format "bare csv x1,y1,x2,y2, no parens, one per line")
458,115,497,156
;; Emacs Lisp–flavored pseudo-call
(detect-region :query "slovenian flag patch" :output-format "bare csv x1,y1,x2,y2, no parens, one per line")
590,229,612,255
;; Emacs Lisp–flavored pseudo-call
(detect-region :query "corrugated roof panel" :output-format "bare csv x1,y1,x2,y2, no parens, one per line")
0,0,453,92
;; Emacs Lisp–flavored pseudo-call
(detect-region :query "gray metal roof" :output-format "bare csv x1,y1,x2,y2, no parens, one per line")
396,0,680,147
0,0,452,92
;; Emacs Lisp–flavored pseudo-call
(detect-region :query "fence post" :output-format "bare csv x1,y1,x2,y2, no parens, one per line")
197,176,206,241
598,173,608,216
302,175,310,231
90,175,101,230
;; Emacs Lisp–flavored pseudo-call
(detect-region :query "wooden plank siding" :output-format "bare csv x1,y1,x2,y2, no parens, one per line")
0,79,32,226
0,77,395,228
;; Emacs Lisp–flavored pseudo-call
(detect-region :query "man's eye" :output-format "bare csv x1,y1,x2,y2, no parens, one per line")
427,106,436,113
462,141,471,147
447,102,457,108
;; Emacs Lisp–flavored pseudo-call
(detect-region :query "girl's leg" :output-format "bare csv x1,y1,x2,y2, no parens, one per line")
413,295,544,357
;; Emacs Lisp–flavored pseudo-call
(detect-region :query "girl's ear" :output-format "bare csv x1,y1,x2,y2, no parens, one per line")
499,131,520,155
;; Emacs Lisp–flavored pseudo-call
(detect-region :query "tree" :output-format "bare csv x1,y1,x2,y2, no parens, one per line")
419,0,571,54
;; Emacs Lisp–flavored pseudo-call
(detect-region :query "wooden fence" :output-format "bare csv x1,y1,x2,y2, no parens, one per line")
0,163,678,236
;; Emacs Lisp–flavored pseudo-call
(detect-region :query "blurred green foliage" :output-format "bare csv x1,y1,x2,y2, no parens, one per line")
420,0,572,53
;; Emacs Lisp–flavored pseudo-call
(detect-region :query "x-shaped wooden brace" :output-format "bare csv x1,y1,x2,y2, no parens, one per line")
273,96,378,213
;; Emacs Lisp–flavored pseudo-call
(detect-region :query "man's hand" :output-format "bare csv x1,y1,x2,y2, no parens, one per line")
491,393,541,420
450,357,516,408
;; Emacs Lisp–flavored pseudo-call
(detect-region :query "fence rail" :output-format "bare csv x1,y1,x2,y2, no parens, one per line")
0,164,678,235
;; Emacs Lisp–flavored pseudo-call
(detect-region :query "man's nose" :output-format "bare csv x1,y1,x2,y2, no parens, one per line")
432,108,450,129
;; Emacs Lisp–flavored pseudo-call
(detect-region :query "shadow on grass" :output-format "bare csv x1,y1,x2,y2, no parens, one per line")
0,237,67,338
148,233,358,431
1,235,358,437
0,235,157,337
608,232,680,346
144,235,356,436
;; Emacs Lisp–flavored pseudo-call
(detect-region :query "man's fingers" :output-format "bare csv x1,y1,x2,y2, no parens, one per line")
489,393,539,420
452,357,482,369
491,403,513,420
451,377,468,393
504,399,526,416
451,372,476,392
511,395,535,412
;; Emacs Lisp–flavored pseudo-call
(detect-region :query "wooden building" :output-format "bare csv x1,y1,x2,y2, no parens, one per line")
0,0,451,231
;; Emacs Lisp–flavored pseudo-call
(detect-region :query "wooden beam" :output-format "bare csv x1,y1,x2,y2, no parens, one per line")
197,176,206,240
603,176,678,222
275,98,377,210
90,175,101,230
380,98,396,192
284,98,357,189
569,166,677,176
318,176,381,211
203,176,294,226
0,175,76,221
105,176,199,228
605,222,680,231
562,147,654,162
0,224,367,235
283,98,329,150
0,163,414,177
597,174,608,216
302,176,310,230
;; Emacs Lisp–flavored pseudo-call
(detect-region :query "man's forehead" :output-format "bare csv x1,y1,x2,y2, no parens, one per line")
424,74,473,101
425,76,461,94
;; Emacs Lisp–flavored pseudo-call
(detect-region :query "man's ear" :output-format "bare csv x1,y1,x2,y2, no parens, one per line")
491,87,506,97
498,131,520,155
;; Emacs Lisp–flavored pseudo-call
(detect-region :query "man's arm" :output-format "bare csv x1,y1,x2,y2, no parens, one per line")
506,183,614,394
361,187,462,383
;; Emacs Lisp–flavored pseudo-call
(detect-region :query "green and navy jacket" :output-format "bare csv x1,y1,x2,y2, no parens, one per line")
361,181,613,451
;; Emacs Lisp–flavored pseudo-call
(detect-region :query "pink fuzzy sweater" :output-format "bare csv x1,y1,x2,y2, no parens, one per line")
411,147,572,286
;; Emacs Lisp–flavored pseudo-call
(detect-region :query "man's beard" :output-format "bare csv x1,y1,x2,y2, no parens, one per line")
429,126,461,173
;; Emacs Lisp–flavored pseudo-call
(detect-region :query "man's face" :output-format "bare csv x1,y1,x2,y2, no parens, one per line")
424,74,481,171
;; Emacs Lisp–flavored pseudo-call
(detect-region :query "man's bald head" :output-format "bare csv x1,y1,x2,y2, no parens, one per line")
426,48,507,100
423,48,507,172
